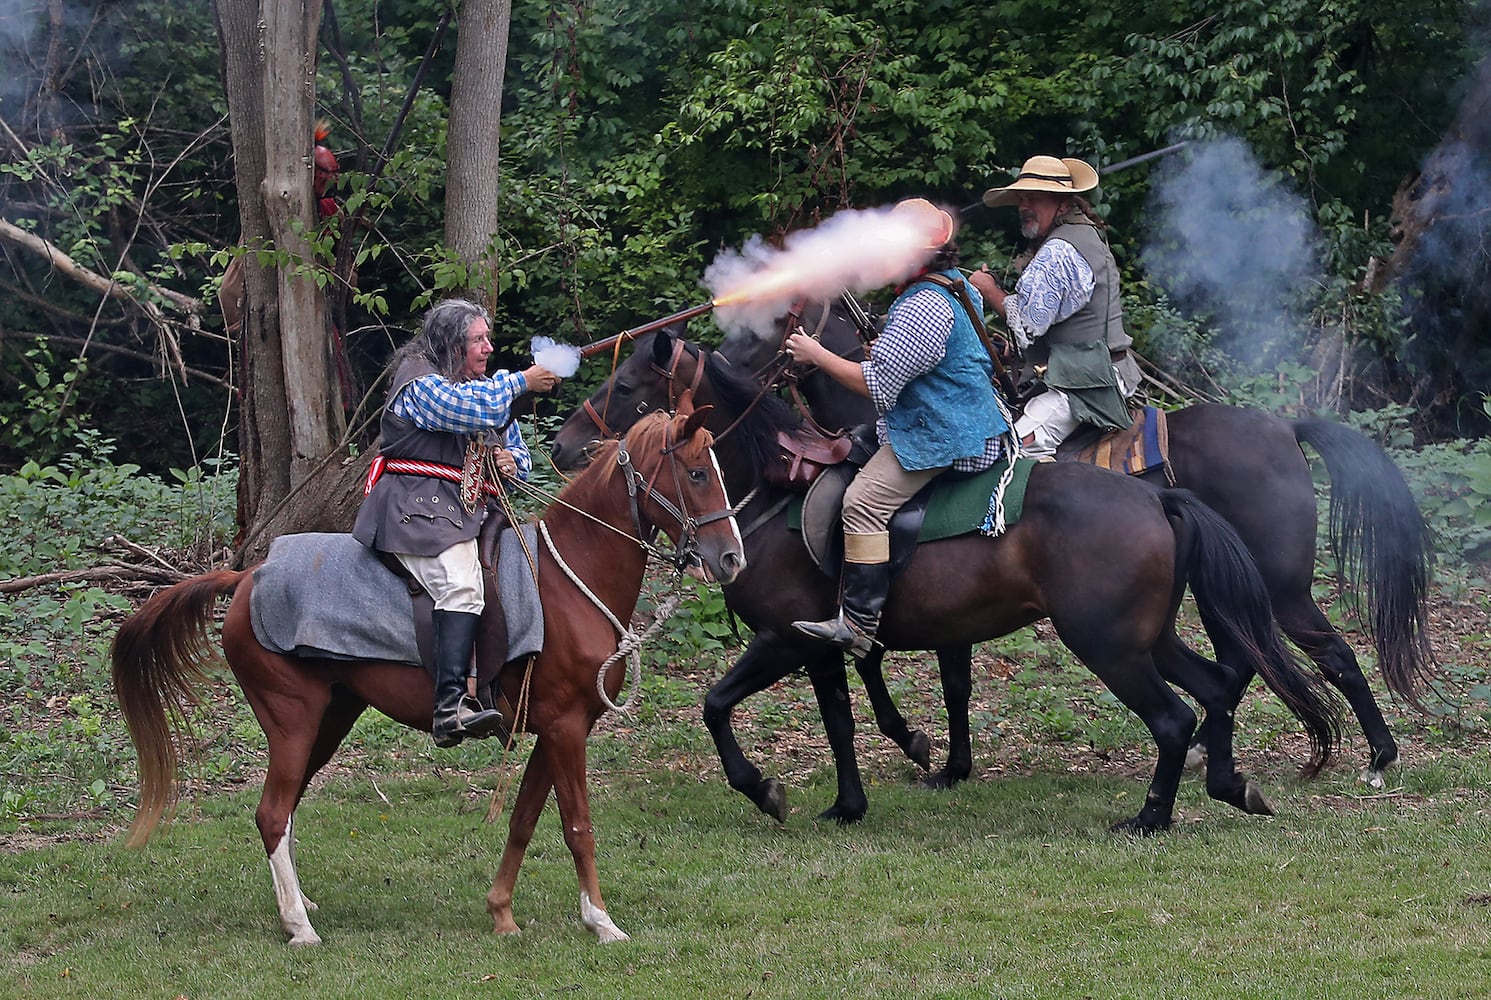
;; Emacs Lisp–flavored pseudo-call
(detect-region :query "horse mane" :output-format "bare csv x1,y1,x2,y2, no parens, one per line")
551,410,708,514
698,344,801,476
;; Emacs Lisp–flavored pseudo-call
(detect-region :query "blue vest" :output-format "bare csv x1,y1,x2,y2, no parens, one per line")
884,270,1008,470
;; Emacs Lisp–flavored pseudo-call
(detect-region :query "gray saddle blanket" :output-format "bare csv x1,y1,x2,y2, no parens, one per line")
250,530,543,665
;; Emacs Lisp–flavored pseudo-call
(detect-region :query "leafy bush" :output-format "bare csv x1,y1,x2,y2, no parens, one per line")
0,435,238,819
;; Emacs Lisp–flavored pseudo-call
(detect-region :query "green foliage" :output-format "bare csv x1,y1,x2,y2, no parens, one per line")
0,438,237,818
0,340,89,465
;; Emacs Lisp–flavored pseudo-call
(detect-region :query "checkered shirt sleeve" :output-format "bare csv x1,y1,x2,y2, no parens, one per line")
862,288,955,415
391,371,534,478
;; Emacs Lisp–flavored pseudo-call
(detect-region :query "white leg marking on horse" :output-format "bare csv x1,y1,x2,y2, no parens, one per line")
1360,768,1386,790
269,816,322,946
580,891,629,943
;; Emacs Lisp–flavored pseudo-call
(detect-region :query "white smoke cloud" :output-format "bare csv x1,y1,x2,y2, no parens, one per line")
531,336,581,377
1142,135,1320,365
704,204,944,340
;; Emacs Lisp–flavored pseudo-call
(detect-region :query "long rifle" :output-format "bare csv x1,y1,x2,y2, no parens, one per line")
578,301,717,359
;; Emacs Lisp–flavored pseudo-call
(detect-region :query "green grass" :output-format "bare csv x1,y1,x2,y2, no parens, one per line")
5,746,1491,999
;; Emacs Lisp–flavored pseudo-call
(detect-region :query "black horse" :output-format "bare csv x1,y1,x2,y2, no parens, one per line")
713,299,1434,785
552,329,1341,831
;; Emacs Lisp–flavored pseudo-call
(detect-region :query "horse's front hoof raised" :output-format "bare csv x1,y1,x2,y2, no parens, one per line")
906,730,932,770
1243,781,1275,815
756,778,787,823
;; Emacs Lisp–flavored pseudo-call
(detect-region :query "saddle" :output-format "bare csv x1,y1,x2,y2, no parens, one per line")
249,518,543,721
763,424,854,492
792,447,1033,579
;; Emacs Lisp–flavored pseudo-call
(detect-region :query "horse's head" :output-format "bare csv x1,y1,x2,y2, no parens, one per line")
551,330,707,471
551,326,807,497
609,400,745,585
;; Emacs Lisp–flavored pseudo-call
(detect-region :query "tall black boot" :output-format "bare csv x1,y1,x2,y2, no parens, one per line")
793,561,891,659
431,609,508,748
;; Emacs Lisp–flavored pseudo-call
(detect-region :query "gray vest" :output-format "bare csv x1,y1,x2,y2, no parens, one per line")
1024,219,1136,431
351,356,485,556
1027,220,1131,359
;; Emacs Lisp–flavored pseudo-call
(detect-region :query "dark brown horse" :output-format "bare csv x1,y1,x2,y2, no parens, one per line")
713,299,1435,786
552,329,1341,830
112,404,744,945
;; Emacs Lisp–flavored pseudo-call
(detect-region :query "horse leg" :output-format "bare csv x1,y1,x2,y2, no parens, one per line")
1154,632,1273,816
702,632,806,823
805,653,868,824
1277,598,1398,783
1075,650,1196,835
923,644,974,791
487,739,556,937
289,689,368,915
241,681,334,945
853,647,932,770
544,721,628,943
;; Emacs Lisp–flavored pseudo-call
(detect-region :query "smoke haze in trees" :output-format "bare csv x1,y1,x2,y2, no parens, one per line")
703,205,945,340
1141,136,1320,367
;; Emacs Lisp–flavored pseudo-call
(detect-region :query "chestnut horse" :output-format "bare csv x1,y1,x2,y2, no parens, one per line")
112,405,744,945
552,330,1341,829
716,299,1434,785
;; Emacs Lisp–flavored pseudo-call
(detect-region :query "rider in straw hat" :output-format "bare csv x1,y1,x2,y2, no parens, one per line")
970,156,1141,458
782,198,1010,658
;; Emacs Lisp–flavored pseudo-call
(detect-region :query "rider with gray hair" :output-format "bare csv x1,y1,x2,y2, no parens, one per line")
354,298,562,747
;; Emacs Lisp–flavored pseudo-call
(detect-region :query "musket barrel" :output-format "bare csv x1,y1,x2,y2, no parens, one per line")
578,300,717,359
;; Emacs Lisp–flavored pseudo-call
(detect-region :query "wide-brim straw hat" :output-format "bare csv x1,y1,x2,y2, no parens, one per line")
891,197,956,249
982,156,1099,208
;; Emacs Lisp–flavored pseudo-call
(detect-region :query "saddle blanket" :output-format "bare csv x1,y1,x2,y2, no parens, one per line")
789,455,1035,544
249,529,543,666
1066,405,1173,480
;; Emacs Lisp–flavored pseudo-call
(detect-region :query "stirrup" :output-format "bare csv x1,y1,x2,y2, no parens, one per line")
792,613,876,659
432,697,512,748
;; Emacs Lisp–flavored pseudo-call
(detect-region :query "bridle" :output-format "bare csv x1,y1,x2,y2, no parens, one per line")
616,418,737,574
582,336,706,441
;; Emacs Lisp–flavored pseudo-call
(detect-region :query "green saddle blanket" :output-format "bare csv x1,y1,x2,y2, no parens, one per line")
789,455,1035,543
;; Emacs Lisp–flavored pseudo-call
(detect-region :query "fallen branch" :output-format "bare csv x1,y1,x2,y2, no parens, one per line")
0,562,187,594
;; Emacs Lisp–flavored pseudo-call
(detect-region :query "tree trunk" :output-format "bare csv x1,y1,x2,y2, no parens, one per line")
444,0,512,304
216,0,350,564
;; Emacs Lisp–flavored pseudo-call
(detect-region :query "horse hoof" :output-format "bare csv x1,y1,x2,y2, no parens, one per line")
1360,768,1386,790
1243,781,1275,816
920,768,962,791
1109,816,1168,837
1184,745,1206,772
817,801,867,825
758,778,788,823
287,930,323,947
907,730,932,770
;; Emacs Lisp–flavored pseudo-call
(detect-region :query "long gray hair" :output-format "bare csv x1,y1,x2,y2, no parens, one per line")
393,298,489,380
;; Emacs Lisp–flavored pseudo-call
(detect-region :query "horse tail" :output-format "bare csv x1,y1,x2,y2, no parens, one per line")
110,569,245,849
1293,418,1435,705
1160,490,1343,772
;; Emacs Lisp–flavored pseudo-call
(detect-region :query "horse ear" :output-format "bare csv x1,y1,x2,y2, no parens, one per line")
651,327,673,366
676,387,695,415
681,404,713,440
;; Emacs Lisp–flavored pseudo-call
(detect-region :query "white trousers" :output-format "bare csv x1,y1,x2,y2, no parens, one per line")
394,539,484,613
1015,364,1139,460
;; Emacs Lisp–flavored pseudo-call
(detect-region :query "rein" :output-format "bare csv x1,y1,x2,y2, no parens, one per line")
536,419,736,712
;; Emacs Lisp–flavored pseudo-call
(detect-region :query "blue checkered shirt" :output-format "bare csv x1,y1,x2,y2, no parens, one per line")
391,370,533,479
862,287,1003,472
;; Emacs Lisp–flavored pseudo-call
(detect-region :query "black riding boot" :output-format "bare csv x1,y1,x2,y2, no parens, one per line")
431,609,509,748
793,560,891,659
